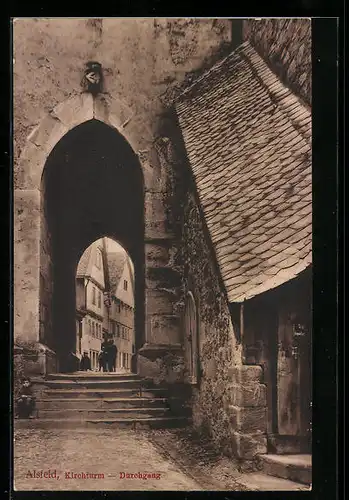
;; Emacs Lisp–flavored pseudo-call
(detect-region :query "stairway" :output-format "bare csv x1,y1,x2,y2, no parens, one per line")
257,454,312,486
15,371,191,429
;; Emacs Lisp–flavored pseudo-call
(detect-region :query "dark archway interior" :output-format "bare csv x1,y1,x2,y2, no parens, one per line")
41,119,144,372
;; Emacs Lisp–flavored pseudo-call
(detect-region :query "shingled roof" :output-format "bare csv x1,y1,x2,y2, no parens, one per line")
175,41,312,303
76,245,92,277
107,252,126,294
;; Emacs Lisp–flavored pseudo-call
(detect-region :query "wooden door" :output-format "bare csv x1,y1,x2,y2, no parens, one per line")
277,308,311,439
184,292,198,384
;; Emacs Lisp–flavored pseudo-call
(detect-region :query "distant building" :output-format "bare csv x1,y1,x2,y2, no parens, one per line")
75,241,105,369
107,252,135,371
75,238,135,371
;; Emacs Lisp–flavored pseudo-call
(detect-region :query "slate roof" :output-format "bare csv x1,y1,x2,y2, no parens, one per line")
175,41,312,303
107,252,126,294
76,245,92,277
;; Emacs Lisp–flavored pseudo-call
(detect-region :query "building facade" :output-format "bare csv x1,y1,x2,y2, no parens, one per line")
14,18,312,461
76,241,105,369
106,249,135,370
75,238,135,370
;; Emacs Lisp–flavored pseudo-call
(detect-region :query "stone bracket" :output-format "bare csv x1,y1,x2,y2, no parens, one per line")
138,343,183,361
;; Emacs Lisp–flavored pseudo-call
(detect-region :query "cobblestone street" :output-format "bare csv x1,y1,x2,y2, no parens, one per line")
14,427,205,491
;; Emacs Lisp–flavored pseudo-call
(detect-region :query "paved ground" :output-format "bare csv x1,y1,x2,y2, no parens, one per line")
14,426,308,492
14,427,203,491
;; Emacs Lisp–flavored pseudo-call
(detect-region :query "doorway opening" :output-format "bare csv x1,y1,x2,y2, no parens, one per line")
75,237,136,373
184,291,199,385
40,119,144,373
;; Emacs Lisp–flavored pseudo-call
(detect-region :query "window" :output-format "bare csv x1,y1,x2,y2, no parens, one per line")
92,287,96,305
96,249,101,269
98,292,101,308
92,322,95,337
88,319,92,334
124,280,128,291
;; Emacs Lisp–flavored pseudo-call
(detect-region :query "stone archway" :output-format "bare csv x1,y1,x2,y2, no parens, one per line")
14,93,145,373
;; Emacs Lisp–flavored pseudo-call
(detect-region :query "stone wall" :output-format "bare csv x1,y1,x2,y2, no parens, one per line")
243,18,311,105
13,18,232,175
158,123,244,454
175,190,267,460
13,18,232,375
179,192,241,455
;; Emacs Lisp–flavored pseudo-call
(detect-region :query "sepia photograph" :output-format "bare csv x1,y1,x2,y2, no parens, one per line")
13,17,312,491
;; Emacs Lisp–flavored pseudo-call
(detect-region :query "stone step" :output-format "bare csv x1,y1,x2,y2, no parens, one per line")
267,434,311,454
44,372,140,381
14,416,191,430
37,407,170,419
258,454,312,486
234,472,310,491
36,397,169,410
42,388,165,399
39,379,142,389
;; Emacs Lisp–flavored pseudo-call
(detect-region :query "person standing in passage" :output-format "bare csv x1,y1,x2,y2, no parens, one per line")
98,350,104,371
101,336,110,372
107,338,117,372
80,351,91,371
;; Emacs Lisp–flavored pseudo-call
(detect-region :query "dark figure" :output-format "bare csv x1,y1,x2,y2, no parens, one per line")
80,352,91,371
107,339,117,372
131,353,137,374
16,377,35,419
101,338,111,371
98,349,109,372
98,350,105,372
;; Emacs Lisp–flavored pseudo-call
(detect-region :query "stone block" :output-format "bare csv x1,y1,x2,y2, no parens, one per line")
229,405,267,433
51,92,93,130
14,190,41,343
104,93,134,130
16,141,47,190
229,364,264,383
144,219,168,239
231,383,267,407
93,94,110,125
145,243,170,266
145,192,166,221
232,431,267,459
137,347,185,384
24,344,57,376
146,290,174,315
149,314,181,344
27,114,68,157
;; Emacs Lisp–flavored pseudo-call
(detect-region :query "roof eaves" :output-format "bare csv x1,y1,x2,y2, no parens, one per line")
228,259,312,303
